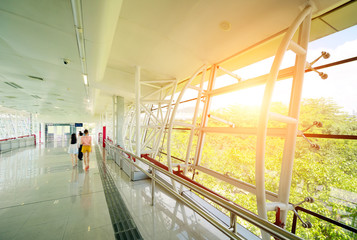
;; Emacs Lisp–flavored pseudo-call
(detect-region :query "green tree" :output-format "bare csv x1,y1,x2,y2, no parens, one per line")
157,98,357,239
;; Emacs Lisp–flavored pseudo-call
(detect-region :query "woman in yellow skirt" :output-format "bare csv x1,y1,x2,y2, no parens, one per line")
81,129,92,170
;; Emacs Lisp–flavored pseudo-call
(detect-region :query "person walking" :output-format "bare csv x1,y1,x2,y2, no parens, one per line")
68,133,78,167
77,131,83,161
81,129,92,171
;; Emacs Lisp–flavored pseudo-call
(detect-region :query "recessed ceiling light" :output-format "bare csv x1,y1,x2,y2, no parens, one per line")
31,95,42,99
4,82,23,89
28,75,44,81
219,21,231,31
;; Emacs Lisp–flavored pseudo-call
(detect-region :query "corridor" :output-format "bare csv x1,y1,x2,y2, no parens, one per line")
0,141,114,240
0,141,229,240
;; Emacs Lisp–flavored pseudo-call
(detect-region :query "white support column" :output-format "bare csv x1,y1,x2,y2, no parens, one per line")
113,96,117,144
167,65,206,174
183,68,206,175
278,11,312,224
253,6,312,239
134,66,141,180
116,96,125,147
194,65,217,169
14,113,18,137
41,122,45,143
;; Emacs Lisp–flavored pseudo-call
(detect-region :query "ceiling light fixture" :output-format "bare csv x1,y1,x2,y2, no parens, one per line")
83,74,88,85
28,75,44,81
71,0,90,98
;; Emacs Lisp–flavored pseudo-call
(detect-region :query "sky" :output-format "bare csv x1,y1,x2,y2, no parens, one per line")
197,26,357,114
209,25,357,114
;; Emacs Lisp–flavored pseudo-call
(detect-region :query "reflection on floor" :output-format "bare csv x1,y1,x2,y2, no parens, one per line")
0,141,114,240
101,148,230,240
0,141,229,240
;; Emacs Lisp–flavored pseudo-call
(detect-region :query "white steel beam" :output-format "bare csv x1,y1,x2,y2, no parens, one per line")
193,165,278,202
217,66,242,81
193,65,217,169
201,127,287,137
183,68,206,175
140,82,161,89
288,40,306,55
269,112,298,124
167,65,206,173
208,66,297,97
141,79,176,83
255,6,312,238
278,9,312,224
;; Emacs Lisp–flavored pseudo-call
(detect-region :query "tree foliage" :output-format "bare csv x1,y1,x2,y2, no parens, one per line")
159,98,357,239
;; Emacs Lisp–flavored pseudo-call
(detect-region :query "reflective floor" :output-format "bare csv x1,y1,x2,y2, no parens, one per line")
0,142,114,240
0,142,229,240
101,150,229,240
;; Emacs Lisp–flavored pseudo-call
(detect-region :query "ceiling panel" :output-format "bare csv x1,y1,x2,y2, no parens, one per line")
0,0,355,122
321,1,357,30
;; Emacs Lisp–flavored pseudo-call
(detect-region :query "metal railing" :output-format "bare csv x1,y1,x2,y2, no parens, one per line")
291,206,357,235
104,140,302,240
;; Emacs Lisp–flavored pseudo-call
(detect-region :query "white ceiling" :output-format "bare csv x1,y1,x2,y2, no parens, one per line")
0,0,356,122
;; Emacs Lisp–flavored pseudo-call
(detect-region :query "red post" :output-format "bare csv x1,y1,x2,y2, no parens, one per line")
103,126,106,148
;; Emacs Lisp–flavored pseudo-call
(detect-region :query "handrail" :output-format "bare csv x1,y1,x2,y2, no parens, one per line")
0,135,35,141
0,137,16,142
105,140,302,240
292,206,357,234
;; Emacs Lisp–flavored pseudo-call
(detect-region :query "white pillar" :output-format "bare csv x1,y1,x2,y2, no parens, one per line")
41,122,45,143
113,96,117,144
135,66,141,157
116,96,125,147
278,11,312,224
14,113,18,137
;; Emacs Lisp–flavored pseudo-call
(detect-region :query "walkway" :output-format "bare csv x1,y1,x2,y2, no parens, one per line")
0,141,114,240
0,141,229,240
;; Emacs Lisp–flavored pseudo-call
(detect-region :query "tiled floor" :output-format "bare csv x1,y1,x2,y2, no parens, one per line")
101,150,230,240
0,141,229,240
0,141,114,240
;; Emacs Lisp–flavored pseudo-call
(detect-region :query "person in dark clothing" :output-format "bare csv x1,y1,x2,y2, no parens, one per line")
77,131,83,160
68,133,78,167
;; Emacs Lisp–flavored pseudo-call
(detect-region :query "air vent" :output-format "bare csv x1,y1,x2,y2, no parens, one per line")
28,75,44,81
4,82,23,89
5,96,16,99
31,95,42,99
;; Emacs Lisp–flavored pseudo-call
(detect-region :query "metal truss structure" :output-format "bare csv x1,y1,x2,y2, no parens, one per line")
119,5,314,236
0,109,35,139
101,4,357,239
